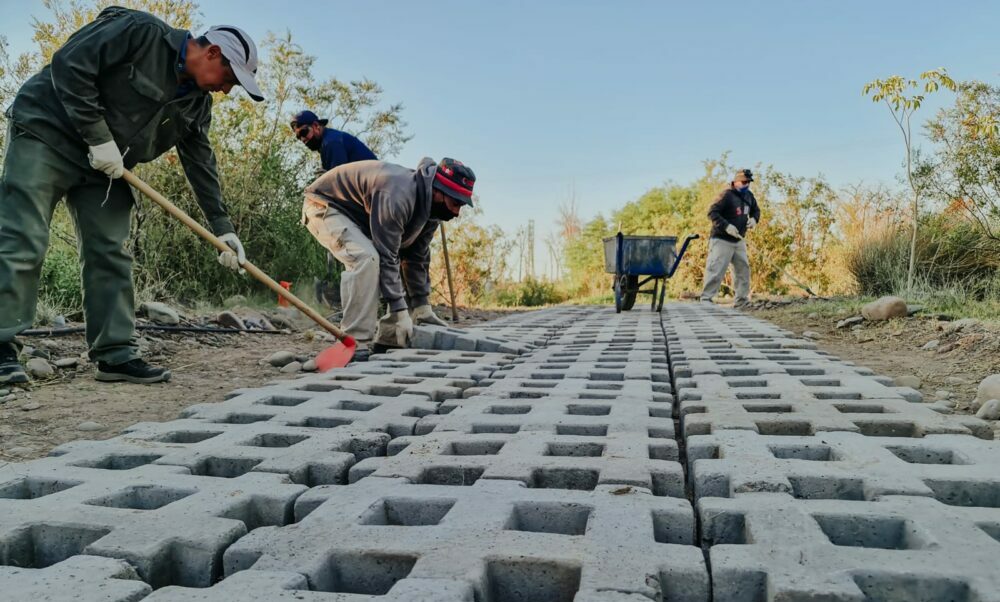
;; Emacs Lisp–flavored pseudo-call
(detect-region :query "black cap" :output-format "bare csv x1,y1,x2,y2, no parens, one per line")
291,110,328,130
734,168,754,182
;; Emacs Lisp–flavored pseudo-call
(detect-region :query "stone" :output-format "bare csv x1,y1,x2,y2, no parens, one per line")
975,374,1000,404
216,311,245,330
52,315,67,327
0,389,9,397
5,446,33,456
301,359,317,372
25,358,55,379
944,376,969,386
266,351,296,367
140,301,180,326
860,296,908,321
28,348,51,360
279,361,302,374
20,402,41,411
975,399,1000,420
802,331,821,339
921,339,940,350
806,313,820,320
0,394,15,403
945,318,980,333
935,390,953,399
906,304,924,316
223,294,248,308
54,358,78,369
836,316,864,329
76,421,105,432
937,342,959,354
893,375,922,389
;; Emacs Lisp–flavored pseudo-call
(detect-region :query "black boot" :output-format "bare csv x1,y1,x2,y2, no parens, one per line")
0,342,29,384
96,358,171,384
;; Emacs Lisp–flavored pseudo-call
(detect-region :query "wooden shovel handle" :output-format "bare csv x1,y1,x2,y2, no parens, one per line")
122,169,354,345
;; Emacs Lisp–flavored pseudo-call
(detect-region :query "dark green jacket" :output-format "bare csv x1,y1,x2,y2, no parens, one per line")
9,6,234,235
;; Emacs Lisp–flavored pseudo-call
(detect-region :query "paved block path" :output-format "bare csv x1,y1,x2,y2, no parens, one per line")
1,304,997,601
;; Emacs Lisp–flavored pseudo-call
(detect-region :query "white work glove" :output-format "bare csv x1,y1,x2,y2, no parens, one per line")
725,224,743,240
411,304,449,326
87,140,124,178
217,233,246,273
375,310,414,348
747,217,757,229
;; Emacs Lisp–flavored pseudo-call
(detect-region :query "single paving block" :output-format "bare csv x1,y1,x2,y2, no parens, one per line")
410,325,534,354
226,477,709,601
0,555,151,602
49,419,392,486
146,569,476,601
680,398,993,439
687,430,1000,501
182,388,439,437
700,493,1000,602
675,373,922,403
346,430,684,497
0,459,305,587
266,370,477,401
419,395,677,444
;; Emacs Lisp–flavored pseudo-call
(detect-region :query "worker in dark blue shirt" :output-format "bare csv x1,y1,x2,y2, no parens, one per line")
290,110,377,174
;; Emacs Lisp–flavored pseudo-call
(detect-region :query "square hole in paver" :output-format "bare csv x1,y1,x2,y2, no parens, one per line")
815,392,862,400
487,405,531,415
768,444,834,461
789,476,865,500
852,574,971,602
444,441,505,455
472,424,520,434
217,413,275,424
506,502,591,535
743,404,794,413
853,421,918,438
244,433,309,448
566,404,611,416
529,468,599,491
302,417,355,429
418,466,485,486
885,446,965,465
834,404,885,414
736,392,782,400
546,442,604,457
814,514,924,549
802,379,841,387
191,456,262,478
311,552,417,595
359,497,455,526
71,454,163,471
338,400,380,412
556,424,607,436
755,421,813,436
84,485,195,510
0,524,111,569
153,430,222,444
729,380,768,388
260,395,309,407
924,479,1000,508
486,559,580,602
0,477,81,500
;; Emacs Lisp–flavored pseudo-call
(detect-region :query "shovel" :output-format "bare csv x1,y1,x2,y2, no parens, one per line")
122,169,356,370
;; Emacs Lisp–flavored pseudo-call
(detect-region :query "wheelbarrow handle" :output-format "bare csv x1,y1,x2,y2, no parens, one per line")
666,233,701,277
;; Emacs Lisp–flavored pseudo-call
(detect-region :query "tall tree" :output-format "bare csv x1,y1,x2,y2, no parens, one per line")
862,68,957,292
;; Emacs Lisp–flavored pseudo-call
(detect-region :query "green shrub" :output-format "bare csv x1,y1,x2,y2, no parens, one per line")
488,278,566,307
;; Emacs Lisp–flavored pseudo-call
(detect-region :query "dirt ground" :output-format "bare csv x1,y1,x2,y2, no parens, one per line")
0,304,518,462
742,298,1000,436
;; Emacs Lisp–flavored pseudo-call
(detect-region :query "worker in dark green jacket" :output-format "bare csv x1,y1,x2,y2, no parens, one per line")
0,7,263,385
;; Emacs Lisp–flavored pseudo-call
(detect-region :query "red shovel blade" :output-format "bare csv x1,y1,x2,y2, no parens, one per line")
315,336,357,372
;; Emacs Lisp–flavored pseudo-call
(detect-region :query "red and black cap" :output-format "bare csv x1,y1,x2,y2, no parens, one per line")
433,158,476,207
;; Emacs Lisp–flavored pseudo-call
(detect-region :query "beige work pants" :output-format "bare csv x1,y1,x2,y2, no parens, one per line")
700,237,751,303
303,199,379,343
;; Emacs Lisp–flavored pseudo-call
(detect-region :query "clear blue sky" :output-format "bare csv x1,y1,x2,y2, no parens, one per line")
2,0,998,275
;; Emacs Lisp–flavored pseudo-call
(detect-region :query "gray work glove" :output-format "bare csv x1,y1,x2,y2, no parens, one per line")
88,140,125,178
411,304,449,327
375,310,414,348
747,217,757,229
217,233,246,273
725,224,743,240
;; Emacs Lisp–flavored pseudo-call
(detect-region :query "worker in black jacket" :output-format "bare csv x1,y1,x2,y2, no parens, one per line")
700,168,761,307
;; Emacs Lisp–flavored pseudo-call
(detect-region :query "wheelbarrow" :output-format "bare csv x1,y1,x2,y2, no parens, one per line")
602,232,700,312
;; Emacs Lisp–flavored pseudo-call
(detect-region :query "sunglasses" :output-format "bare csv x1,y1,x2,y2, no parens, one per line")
294,125,312,140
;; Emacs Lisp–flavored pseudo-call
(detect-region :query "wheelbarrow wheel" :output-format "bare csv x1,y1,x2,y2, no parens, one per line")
613,273,625,313
621,275,638,311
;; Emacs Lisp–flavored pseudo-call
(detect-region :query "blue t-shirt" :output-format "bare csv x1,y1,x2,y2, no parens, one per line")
320,128,377,170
